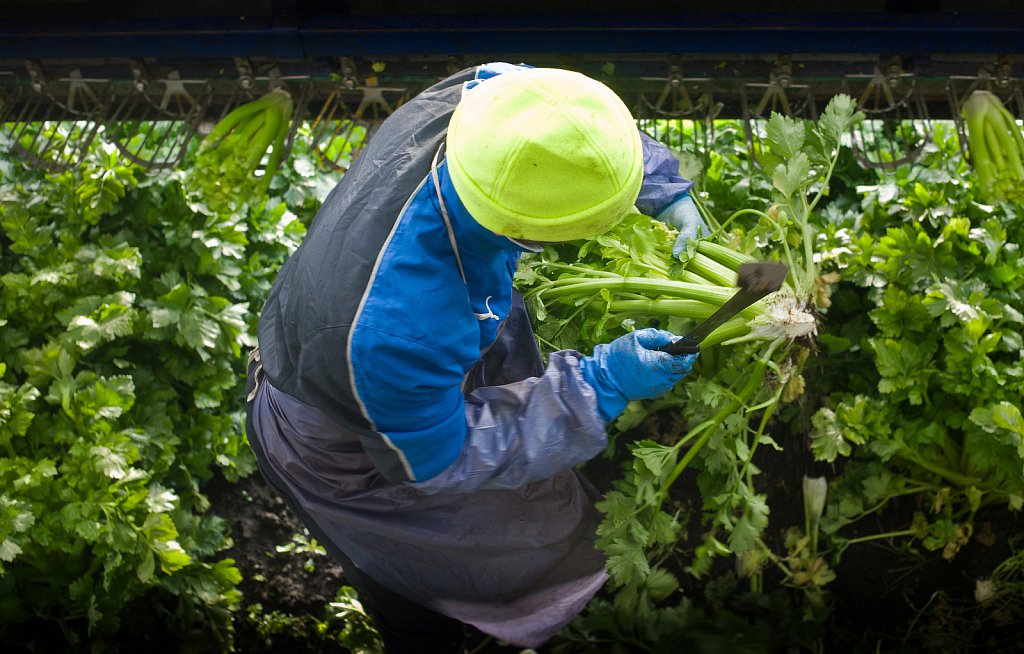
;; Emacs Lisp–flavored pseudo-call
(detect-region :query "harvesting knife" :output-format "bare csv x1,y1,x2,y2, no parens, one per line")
658,262,789,355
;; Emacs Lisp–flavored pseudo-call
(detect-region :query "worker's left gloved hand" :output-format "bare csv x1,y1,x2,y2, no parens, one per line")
580,328,699,422
656,194,708,259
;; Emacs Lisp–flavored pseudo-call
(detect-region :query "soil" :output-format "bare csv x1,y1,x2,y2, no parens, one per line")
752,423,1024,654
600,409,1024,654
205,472,522,654
822,495,1024,653
204,422,1024,654
206,473,351,653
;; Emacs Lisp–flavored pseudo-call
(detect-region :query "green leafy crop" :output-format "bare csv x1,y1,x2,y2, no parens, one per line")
813,121,1024,560
0,129,337,648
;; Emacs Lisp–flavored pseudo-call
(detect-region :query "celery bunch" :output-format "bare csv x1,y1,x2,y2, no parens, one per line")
518,212,814,354
962,90,1024,203
189,88,295,209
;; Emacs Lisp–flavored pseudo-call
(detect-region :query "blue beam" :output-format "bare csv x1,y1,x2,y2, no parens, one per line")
1,13,1022,60
0,17,304,60
299,13,1024,56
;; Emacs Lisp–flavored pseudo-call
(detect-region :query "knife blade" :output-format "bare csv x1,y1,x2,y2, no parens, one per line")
658,261,789,355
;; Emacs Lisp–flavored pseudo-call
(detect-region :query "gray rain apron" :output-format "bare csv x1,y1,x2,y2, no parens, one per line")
245,294,608,648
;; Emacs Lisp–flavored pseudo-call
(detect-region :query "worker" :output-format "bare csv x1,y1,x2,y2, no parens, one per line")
245,63,703,653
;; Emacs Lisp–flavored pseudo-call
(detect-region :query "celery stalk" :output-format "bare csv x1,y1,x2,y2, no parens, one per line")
539,278,740,305
688,252,738,287
609,298,763,322
991,107,1024,179
962,89,1024,202
696,240,756,272
983,119,1007,169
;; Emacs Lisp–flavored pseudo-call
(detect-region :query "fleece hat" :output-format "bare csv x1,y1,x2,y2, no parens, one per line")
445,68,643,242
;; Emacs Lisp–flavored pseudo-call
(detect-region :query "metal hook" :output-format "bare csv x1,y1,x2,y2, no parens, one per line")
844,56,930,171
158,71,200,112
63,69,102,113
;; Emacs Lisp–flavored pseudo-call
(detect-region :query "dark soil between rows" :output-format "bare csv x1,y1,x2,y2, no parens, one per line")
205,423,1024,654
206,472,523,654
206,472,350,653
595,410,1024,654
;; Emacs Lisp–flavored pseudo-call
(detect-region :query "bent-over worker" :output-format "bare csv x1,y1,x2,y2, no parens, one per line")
245,62,704,653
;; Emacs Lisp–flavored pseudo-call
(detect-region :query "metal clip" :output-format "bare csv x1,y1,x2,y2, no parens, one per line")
994,55,1013,89
748,56,805,118
25,59,46,93
129,58,149,93
339,57,359,90
741,56,816,169
234,56,255,90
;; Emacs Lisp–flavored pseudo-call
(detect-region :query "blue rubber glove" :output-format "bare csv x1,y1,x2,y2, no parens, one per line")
579,328,699,423
656,194,708,259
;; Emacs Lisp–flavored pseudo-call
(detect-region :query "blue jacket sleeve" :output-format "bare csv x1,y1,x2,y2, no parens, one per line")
634,131,696,217
354,275,607,492
411,351,608,494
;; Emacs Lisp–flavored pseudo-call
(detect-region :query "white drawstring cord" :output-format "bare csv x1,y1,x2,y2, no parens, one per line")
473,296,500,321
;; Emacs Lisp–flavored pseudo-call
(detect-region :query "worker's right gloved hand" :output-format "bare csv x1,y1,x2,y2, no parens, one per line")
579,328,699,423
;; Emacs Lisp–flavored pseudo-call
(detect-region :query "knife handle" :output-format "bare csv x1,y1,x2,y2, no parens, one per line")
658,337,701,356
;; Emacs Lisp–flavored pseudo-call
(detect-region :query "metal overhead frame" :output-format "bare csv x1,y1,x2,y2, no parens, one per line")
1,10,1022,117
1,7,1021,171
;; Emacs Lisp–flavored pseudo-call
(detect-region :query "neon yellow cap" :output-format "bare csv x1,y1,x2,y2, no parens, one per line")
445,68,643,242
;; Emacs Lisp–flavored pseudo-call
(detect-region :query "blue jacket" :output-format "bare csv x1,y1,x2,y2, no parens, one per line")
257,63,693,489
